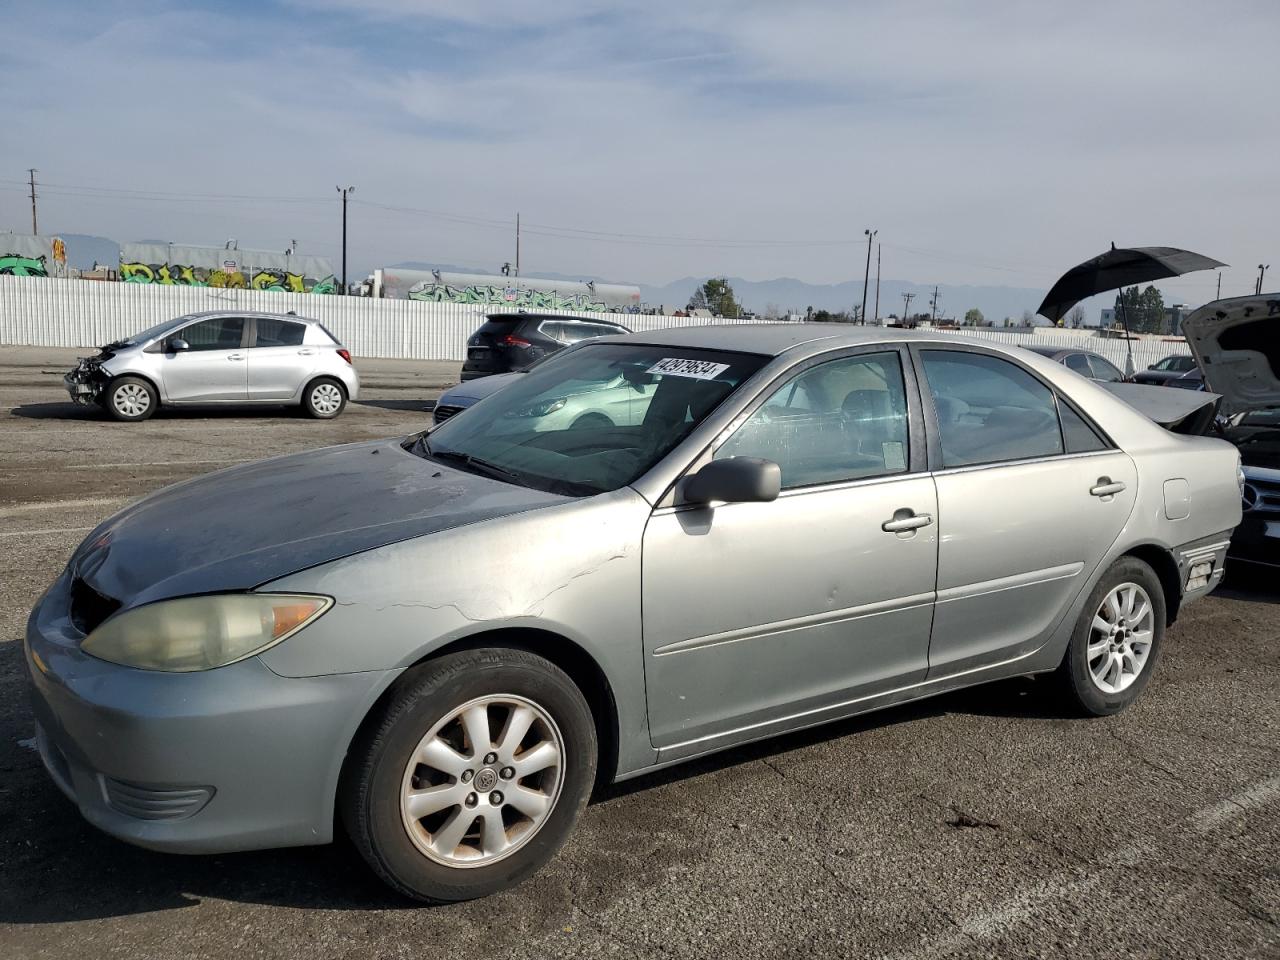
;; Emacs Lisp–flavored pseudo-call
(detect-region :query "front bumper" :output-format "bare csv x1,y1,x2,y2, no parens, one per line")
25,572,397,854
1230,467,1280,569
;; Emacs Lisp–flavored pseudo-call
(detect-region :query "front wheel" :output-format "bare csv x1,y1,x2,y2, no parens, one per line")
341,648,597,902
105,376,158,421
1054,557,1166,716
303,377,346,419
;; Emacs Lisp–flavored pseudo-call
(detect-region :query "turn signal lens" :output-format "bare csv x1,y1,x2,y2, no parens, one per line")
81,594,332,672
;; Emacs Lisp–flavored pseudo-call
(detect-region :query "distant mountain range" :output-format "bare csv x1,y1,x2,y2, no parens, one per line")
387,261,1057,324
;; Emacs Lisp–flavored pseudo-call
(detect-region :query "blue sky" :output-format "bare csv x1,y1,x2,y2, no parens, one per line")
1,0,1276,309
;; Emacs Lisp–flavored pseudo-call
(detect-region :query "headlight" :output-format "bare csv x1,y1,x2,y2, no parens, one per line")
81,593,331,672
506,397,567,418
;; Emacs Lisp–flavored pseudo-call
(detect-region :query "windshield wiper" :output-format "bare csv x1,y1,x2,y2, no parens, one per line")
428,447,524,484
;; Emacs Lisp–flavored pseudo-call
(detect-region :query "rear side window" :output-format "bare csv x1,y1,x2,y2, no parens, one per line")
921,350,1064,467
253,318,306,347
179,317,244,351
1058,401,1108,453
1088,355,1124,382
1065,353,1092,374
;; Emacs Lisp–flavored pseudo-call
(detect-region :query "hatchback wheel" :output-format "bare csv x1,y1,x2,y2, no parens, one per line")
341,648,597,902
303,377,346,419
1055,557,1166,716
105,376,158,422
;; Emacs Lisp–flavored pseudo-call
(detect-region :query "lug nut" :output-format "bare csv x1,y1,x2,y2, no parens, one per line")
500,766,515,780
483,752,498,765
490,791,504,805
461,770,474,783
465,793,478,807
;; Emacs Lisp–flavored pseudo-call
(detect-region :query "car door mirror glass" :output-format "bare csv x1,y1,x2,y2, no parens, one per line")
683,457,781,505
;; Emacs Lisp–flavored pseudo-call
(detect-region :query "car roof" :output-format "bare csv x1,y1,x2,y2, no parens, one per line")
176,310,324,325
601,322,975,357
486,312,628,327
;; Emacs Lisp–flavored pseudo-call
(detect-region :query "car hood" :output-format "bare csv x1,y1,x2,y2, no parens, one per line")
440,372,524,405
70,438,567,608
1182,295,1280,416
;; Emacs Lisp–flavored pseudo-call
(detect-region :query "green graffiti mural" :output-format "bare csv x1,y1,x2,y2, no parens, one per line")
0,254,49,277
407,282,608,312
121,261,335,294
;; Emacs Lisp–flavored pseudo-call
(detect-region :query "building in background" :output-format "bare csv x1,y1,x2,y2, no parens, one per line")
1,234,68,278
368,268,642,312
1100,303,1196,336
119,243,336,293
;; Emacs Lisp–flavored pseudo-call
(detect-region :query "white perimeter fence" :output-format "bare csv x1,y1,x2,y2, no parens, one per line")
0,275,1190,370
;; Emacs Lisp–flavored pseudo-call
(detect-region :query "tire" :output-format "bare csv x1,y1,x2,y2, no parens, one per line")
303,377,347,419
341,648,597,903
1053,557,1167,716
104,376,158,422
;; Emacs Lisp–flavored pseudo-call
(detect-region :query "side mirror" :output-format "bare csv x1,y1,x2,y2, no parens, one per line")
1147,363,1158,370
683,457,781,505
170,338,190,352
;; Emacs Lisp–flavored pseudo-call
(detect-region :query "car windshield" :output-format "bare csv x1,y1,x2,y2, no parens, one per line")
411,343,768,496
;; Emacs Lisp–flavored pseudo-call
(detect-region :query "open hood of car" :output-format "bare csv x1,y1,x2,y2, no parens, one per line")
1181,295,1280,416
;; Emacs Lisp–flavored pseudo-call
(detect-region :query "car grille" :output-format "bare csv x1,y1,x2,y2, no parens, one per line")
1242,475,1280,514
101,777,214,821
433,404,464,425
68,576,121,635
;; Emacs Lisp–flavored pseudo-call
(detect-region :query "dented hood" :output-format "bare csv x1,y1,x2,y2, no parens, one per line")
1181,294,1280,416
70,438,566,608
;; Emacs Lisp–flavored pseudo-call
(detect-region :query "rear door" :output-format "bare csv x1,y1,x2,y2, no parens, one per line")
916,347,1137,675
247,317,314,399
159,316,249,402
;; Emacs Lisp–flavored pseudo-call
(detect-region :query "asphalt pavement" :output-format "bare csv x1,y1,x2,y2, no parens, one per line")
0,346,1276,959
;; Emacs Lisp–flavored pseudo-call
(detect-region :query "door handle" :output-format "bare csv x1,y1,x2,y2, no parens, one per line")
297,348,316,356
882,510,933,533
227,354,245,361
1090,477,1126,498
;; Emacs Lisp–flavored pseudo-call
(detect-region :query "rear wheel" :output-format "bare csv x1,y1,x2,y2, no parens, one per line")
303,377,346,419
1054,557,1166,716
105,376,158,422
341,648,597,902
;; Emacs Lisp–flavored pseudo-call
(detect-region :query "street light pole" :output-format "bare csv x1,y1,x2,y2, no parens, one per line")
861,229,877,324
1258,264,1271,296
336,186,355,294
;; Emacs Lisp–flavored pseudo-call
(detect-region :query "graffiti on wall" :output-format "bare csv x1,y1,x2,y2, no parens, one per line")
121,261,337,294
407,282,609,312
0,254,49,277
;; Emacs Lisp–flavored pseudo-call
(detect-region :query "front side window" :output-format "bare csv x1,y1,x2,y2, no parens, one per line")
253,318,306,347
416,344,767,496
921,350,1064,467
179,317,245,351
716,352,910,489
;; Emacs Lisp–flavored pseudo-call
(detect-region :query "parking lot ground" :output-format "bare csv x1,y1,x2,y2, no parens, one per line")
1,347,1277,960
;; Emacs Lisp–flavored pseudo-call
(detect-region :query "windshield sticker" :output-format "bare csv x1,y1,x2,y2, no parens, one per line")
647,358,731,380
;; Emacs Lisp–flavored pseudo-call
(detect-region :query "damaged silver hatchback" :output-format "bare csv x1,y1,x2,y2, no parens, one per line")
27,325,1242,901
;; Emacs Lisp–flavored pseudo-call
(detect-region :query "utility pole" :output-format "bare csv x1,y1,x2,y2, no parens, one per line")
27,168,38,235
873,243,881,324
336,185,355,294
1216,270,1221,300
1258,264,1271,295
515,213,521,278
929,285,939,322
901,291,916,324
861,229,877,324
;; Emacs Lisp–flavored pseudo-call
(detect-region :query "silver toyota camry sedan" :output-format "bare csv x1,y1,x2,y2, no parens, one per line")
27,325,1242,902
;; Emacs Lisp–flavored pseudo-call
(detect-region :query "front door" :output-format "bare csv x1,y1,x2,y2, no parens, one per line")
642,349,939,753
915,347,1138,674
247,317,314,400
160,316,249,402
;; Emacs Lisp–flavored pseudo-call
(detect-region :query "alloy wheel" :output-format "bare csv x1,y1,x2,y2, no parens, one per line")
400,694,565,868
1087,581,1155,694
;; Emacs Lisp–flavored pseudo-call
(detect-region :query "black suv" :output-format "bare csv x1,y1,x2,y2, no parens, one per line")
460,313,631,380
